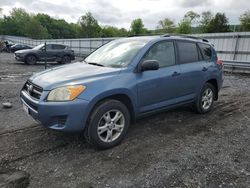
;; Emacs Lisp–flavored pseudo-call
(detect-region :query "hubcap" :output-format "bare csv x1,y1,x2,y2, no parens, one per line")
63,56,70,63
28,56,36,64
202,88,213,110
97,109,125,143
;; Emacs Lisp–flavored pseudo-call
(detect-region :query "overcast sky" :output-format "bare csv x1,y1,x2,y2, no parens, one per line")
0,0,249,29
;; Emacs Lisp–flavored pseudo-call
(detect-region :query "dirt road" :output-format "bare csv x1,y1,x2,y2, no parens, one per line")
0,53,249,188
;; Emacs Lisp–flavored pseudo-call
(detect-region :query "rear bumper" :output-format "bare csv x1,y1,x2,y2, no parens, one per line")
20,90,90,132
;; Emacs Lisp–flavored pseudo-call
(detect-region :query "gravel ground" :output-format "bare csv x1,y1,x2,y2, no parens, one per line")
0,52,249,188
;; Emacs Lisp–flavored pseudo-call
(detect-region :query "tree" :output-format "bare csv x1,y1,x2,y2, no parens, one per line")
200,11,214,33
9,8,31,36
130,18,146,36
184,11,200,26
78,12,101,38
177,19,192,34
206,13,230,33
25,17,49,39
157,18,175,33
101,26,128,37
240,10,250,31
34,13,77,39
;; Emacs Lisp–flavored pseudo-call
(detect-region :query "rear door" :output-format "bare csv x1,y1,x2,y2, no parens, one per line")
51,44,66,60
176,40,206,100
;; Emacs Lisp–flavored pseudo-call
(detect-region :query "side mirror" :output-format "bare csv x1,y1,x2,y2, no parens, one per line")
140,60,159,72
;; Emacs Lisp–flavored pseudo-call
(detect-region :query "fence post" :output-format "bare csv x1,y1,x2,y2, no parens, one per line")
79,40,81,57
233,34,240,60
90,39,92,54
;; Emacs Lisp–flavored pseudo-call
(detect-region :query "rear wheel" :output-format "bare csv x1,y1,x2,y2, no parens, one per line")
84,100,130,149
61,55,71,64
25,55,37,65
194,83,215,114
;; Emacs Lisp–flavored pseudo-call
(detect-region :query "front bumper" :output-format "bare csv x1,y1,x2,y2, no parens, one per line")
15,54,24,61
20,90,90,132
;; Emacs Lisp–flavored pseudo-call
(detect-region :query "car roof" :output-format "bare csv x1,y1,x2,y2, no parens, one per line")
47,43,66,46
126,35,211,46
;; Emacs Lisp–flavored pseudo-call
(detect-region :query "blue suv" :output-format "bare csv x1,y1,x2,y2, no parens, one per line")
20,35,223,149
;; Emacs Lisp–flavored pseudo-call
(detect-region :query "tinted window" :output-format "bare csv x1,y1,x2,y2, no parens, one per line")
143,41,175,67
177,41,199,64
46,44,53,50
53,44,66,50
198,43,212,60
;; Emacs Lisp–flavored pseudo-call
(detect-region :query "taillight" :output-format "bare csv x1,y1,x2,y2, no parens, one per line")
217,59,223,67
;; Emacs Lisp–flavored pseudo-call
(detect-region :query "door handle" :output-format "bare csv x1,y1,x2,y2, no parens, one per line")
172,71,180,77
202,67,208,71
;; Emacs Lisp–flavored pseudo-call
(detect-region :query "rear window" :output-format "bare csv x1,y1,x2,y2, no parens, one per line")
198,43,212,60
177,41,199,64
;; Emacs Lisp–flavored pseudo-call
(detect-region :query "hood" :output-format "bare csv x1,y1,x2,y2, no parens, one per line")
29,62,121,90
15,49,35,53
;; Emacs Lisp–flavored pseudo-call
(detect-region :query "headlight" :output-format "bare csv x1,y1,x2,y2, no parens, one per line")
47,85,86,101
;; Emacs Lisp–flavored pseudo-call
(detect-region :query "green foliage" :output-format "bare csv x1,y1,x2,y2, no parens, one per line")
78,12,101,38
206,13,230,33
0,7,241,39
25,17,49,39
184,11,200,25
200,11,214,33
101,26,128,37
240,10,250,31
157,18,175,33
34,13,78,39
130,18,147,36
177,19,192,34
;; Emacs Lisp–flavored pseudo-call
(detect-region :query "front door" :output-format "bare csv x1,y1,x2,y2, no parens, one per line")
136,41,182,113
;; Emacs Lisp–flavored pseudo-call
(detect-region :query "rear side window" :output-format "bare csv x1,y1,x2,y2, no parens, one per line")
177,41,199,64
198,43,212,60
143,41,176,68
52,44,66,50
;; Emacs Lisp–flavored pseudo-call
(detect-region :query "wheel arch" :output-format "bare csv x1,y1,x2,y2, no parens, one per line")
86,92,136,126
206,79,218,100
24,53,39,62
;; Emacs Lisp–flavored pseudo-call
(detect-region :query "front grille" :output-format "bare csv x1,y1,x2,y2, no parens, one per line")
23,81,43,100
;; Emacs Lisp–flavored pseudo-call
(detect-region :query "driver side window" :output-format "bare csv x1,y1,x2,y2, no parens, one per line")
143,41,176,68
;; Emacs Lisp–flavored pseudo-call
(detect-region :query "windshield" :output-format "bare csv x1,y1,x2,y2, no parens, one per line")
84,38,150,68
33,44,44,50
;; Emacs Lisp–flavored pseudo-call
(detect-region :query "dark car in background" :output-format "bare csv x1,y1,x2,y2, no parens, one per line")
0,40,15,52
10,44,32,52
15,43,75,64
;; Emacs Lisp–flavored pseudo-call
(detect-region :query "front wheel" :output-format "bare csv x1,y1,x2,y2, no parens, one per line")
194,83,215,114
84,100,130,149
25,55,37,65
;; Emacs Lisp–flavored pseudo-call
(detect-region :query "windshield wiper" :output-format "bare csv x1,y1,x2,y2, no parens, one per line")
88,62,105,67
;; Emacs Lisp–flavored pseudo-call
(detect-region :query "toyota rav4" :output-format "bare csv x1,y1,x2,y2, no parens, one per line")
20,35,223,149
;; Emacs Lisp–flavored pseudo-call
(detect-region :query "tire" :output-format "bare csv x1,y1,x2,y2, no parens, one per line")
61,55,71,64
25,55,37,65
84,99,130,149
194,83,216,114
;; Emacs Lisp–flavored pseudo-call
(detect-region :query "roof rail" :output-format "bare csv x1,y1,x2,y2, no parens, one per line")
162,34,209,43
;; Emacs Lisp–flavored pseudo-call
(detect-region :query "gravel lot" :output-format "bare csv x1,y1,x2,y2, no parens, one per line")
0,52,250,188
